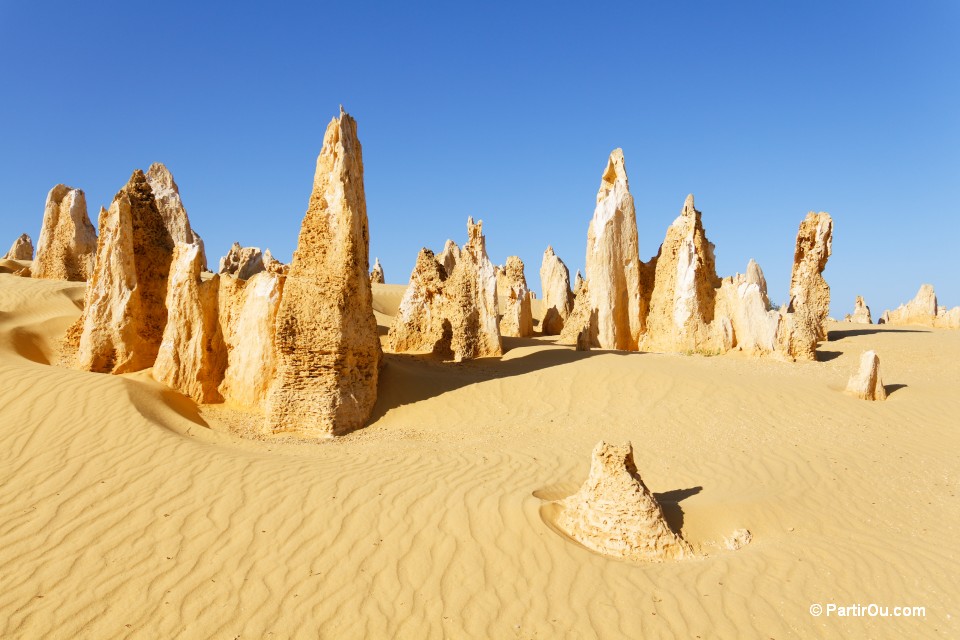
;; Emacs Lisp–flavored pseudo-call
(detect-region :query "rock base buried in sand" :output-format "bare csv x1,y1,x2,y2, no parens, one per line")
555,441,690,562
846,350,887,401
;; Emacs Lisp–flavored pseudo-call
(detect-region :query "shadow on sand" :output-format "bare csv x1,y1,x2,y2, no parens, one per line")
655,486,703,534
884,383,908,397
827,327,929,341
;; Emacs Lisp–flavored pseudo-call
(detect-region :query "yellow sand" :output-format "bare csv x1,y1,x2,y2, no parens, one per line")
1,274,957,639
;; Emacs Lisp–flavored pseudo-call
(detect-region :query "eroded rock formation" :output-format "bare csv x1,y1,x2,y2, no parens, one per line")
34,185,97,281
845,350,887,401
843,296,872,324
146,163,208,270
777,212,833,360
219,242,265,280
370,257,385,284
499,256,533,338
641,195,727,353
218,271,285,409
438,239,460,277
153,243,226,402
540,246,573,335
555,441,690,562
879,285,959,328
714,259,781,354
389,248,450,354
76,170,175,373
444,218,503,360
265,108,382,437
4,234,33,260
262,249,288,275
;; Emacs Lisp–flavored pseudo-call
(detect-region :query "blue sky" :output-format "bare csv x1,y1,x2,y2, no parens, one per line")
1,1,957,316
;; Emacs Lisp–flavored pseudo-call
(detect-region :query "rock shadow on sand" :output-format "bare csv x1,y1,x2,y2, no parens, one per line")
827,327,929,341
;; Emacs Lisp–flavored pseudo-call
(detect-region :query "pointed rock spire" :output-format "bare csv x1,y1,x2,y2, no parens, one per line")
370,257,385,284
34,185,97,281
777,212,833,360
146,163,208,270
540,245,573,335
4,233,33,260
499,256,533,338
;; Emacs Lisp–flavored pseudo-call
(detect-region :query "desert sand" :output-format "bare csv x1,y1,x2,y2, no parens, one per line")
1,267,957,638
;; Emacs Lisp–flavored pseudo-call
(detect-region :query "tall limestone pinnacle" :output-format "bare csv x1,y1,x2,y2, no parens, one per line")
265,107,382,437
540,245,573,335
583,149,643,350
76,170,175,373
34,185,97,281
146,163,208,270
778,211,833,360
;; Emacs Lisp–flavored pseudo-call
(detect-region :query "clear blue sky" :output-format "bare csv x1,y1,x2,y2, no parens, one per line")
1,1,957,317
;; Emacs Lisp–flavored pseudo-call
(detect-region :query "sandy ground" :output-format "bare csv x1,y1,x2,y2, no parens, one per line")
1,270,958,639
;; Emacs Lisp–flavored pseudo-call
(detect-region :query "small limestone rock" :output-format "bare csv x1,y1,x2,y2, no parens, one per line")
265,107,382,437
499,256,533,338
218,271,285,410
845,350,887,401
153,243,227,403
261,249,288,275
4,233,33,260
540,246,573,335
219,242,265,280
146,163,208,271
724,529,752,551
370,257,385,284
713,260,780,354
34,185,97,281
555,441,690,562
438,239,460,277
76,171,175,373
843,296,872,324
389,248,450,355
561,278,598,347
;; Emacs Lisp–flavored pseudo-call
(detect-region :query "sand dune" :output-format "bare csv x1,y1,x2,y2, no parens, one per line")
1,271,957,638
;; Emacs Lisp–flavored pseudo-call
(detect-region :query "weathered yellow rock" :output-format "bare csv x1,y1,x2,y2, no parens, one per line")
219,242,265,279
265,108,382,437
146,163,208,270
437,239,460,277
843,296,872,324
879,285,959,328
4,234,33,260
583,149,643,350
76,171,175,373
499,256,533,338
370,257,385,284
778,212,833,360
714,260,781,354
845,350,887,401
389,248,450,355
540,246,573,335
153,243,226,403
555,441,690,562
34,185,97,281
218,271,285,410
641,194,725,353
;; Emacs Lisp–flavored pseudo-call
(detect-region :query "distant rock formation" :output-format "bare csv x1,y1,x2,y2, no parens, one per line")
438,239,460,277
261,249,288,275
34,185,97,281
713,259,780,354
76,170,175,373
573,270,584,295
555,441,690,562
444,218,503,360
641,195,728,353
219,242,265,280
540,246,573,335
845,350,887,401
153,243,226,402
777,212,833,360
218,271,285,409
843,296,872,324
499,256,533,338
146,163,208,270
265,107,382,437
4,233,33,260
389,248,450,355
879,284,960,328
582,149,643,350
370,257,385,284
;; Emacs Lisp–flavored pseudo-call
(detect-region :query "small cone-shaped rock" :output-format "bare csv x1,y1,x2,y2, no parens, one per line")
219,242,265,280
555,441,690,562
146,163,208,270
389,248,450,355
265,108,382,437
540,246,573,335
845,350,887,401
218,271,285,409
153,243,227,403
443,217,502,360
499,256,533,338
4,233,33,260
843,296,872,324
34,185,97,281
438,239,460,277
370,257,385,284
573,270,584,295
76,171,175,373
641,194,723,353
583,149,643,350
778,212,833,360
